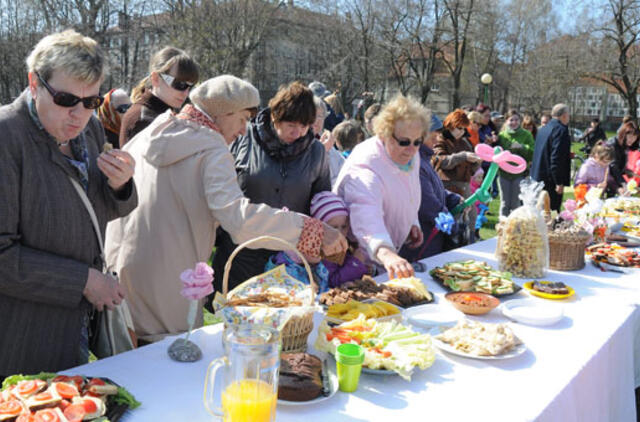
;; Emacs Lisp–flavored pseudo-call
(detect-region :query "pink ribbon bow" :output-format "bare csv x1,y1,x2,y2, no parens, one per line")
475,143,527,174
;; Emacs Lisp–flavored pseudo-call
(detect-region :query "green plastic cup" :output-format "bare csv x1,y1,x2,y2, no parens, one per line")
336,343,364,392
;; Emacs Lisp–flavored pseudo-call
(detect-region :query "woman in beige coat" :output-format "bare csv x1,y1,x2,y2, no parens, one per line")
105,75,347,343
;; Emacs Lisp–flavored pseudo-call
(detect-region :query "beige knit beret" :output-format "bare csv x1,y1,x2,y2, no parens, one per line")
189,75,260,117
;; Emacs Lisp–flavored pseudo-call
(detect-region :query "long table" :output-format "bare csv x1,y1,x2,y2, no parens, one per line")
66,238,640,421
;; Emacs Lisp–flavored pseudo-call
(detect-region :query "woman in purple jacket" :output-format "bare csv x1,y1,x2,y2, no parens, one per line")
401,114,462,262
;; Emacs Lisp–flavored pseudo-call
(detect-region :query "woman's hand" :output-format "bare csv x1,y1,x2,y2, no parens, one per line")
98,149,135,192
376,246,414,279
319,130,335,153
406,225,423,249
321,224,348,258
83,268,126,311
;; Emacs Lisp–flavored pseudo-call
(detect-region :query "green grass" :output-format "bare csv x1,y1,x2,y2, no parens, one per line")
203,308,222,326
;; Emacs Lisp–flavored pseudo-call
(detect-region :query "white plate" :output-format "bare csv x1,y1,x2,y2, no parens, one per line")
404,304,462,329
361,366,396,375
277,367,339,406
430,324,526,360
501,299,564,326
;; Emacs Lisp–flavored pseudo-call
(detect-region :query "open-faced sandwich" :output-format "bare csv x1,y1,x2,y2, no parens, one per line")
0,374,140,422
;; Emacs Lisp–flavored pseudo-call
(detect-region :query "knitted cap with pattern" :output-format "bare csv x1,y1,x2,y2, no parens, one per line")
310,191,348,223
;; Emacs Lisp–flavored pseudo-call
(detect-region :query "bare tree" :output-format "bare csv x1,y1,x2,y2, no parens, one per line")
162,0,281,78
584,0,640,121
439,0,475,108
379,0,445,103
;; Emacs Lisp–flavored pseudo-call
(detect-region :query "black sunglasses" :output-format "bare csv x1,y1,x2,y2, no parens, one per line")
392,133,423,147
36,73,104,109
161,73,195,91
115,103,131,114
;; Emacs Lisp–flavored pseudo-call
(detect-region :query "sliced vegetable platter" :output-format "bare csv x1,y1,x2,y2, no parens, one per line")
314,315,436,381
430,260,521,297
0,372,140,422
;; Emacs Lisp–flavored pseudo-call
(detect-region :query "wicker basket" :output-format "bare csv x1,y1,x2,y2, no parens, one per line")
548,231,591,271
222,235,315,353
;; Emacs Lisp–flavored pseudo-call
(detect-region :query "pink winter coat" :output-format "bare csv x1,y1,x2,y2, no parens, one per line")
333,136,420,262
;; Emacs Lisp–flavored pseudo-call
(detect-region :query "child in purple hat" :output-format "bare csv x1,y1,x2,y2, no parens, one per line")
265,191,370,291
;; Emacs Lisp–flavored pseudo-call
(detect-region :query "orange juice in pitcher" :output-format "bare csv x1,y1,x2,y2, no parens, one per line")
204,325,280,422
221,379,276,422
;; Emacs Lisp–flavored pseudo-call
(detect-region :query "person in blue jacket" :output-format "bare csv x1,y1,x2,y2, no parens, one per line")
400,114,462,262
530,104,571,212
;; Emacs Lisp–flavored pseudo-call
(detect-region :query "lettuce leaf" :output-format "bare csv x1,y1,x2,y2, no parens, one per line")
113,386,141,409
2,372,57,390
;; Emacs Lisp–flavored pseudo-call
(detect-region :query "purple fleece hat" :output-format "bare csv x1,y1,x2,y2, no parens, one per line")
310,191,349,223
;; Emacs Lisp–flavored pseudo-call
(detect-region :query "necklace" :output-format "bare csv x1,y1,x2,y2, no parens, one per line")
57,140,70,147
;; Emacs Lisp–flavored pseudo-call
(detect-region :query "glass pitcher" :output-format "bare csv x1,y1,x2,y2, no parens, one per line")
204,325,280,422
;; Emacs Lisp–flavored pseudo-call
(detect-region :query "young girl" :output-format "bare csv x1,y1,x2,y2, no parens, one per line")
574,141,615,192
265,191,369,291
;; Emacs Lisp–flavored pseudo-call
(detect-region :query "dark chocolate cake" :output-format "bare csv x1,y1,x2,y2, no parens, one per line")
278,353,323,402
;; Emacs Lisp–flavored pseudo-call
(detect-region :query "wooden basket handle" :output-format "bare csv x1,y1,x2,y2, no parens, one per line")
222,235,315,302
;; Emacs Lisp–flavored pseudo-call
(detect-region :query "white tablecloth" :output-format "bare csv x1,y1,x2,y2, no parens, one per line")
66,238,639,421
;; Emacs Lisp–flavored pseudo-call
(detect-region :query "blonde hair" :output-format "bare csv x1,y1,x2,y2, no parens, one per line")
467,111,483,124
325,93,344,115
373,94,430,140
591,141,614,162
131,46,199,102
26,29,105,85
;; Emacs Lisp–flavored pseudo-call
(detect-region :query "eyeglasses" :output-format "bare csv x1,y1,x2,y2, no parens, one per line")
115,103,131,114
392,133,423,147
160,73,195,91
36,73,103,109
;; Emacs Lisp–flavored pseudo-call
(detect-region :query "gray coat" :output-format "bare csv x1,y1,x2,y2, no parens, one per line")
0,91,138,374
212,108,330,291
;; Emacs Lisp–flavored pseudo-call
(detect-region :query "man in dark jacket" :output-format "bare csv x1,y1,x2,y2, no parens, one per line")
530,104,572,211
579,118,607,154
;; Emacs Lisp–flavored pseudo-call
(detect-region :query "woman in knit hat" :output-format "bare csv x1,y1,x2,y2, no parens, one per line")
105,75,347,343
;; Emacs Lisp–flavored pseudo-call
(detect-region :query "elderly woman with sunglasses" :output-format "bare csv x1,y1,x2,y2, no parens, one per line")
120,46,199,147
333,94,428,278
0,30,138,375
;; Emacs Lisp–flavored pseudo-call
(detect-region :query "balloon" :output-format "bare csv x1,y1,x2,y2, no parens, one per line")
452,145,526,215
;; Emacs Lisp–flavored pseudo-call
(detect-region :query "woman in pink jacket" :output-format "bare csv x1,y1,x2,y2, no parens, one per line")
334,94,429,278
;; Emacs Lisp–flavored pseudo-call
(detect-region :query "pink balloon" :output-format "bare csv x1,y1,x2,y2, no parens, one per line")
474,144,527,174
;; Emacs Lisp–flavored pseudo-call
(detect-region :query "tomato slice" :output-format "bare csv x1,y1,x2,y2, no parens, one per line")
34,409,60,422
87,378,105,387
51,376,69,383
0,399,22,415
63,404,86,422
17,381,38,396
33,392,52,402
16,413,36,422
58,400,70,411
69,376,85,390
55,383,78,400
81,399,98,414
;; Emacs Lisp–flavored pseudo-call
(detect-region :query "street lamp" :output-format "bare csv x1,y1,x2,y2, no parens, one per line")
481,73,493,105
